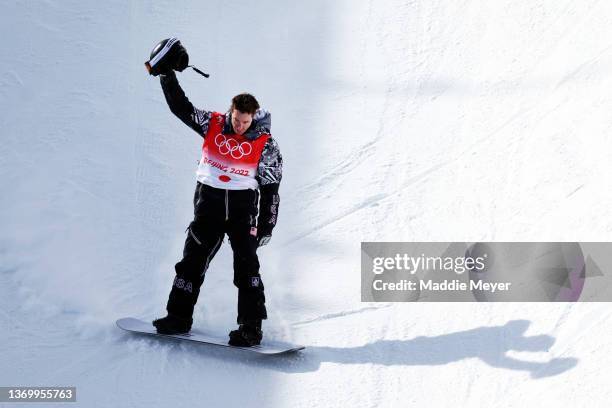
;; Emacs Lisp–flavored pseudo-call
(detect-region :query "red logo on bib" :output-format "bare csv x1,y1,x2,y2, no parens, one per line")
219,175,231,182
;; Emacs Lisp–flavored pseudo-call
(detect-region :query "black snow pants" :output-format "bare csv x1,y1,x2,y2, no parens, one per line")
166,182,267,323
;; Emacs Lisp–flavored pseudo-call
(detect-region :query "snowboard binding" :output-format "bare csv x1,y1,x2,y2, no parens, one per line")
152,314,193,335
228,321,263,347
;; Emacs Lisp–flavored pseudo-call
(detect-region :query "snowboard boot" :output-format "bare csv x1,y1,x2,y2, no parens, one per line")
152,313,193,334
228,320,262,347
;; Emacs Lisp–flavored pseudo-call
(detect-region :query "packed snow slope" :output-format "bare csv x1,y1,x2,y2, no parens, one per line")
2,0,612,407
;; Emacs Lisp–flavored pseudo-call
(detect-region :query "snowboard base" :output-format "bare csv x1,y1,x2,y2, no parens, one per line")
116,317,304,355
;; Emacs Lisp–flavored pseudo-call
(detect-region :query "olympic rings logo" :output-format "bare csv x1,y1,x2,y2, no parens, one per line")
214,134,253,159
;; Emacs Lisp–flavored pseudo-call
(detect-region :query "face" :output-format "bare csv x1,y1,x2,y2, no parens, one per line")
231,109,253,135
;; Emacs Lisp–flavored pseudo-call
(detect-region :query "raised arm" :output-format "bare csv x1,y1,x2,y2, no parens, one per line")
160,71,212,137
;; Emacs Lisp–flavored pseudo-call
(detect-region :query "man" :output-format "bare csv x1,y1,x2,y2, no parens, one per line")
147,39,282,347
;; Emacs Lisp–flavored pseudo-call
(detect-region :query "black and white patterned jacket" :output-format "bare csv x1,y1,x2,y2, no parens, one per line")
160,71,282,237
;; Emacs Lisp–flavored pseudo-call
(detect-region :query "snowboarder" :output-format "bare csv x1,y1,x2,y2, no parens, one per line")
145,38,282,347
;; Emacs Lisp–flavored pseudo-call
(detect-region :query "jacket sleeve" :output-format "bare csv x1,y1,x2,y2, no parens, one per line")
256,137,282,238
160,71,212,136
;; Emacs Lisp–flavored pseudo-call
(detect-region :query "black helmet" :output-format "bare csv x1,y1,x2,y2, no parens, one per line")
145,37,189,76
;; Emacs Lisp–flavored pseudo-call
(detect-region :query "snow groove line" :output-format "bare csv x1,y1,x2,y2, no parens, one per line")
284,103,537,245
542,307,612,362
292,304,392,327
292,138,380,197
280,192,389,246
554,42,612,90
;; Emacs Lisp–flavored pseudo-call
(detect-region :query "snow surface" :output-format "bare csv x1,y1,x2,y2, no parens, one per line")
2,0,612,407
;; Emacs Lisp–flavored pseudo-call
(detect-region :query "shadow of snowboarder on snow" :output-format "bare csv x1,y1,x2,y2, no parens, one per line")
255,319,577,379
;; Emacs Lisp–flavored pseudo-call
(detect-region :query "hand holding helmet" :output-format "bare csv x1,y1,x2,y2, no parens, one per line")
145,37,189,76
145,38,210,78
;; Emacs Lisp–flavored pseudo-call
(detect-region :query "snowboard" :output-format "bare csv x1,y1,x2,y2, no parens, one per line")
116,317,304,355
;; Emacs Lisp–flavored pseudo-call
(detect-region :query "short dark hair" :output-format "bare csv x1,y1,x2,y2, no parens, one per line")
231,93,260,115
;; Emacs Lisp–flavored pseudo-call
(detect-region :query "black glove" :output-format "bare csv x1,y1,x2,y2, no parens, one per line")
257,234,271,247
145,38,189,76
